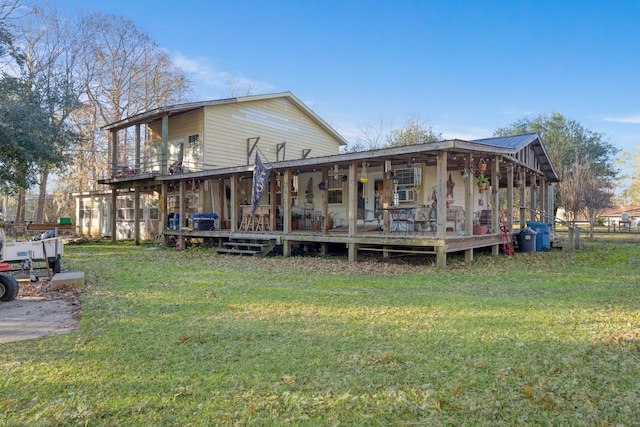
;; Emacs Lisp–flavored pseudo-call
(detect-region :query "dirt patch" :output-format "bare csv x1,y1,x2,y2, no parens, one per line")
0,277,80,344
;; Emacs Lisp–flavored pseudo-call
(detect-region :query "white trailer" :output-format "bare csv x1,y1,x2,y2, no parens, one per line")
0,232,64,302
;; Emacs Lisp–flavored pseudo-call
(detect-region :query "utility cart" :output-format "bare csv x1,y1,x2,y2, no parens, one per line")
0,231,64,302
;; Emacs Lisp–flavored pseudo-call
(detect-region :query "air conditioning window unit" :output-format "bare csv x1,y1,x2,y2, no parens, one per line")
397,188,417,202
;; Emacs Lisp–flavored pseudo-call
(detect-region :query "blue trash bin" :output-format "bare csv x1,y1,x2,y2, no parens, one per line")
518,228,537,253
527,221,551,251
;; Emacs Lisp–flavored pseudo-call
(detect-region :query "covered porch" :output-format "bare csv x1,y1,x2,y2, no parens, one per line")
98,133,558,267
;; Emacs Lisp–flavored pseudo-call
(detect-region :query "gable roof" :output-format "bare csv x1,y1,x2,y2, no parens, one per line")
101,91,348,146
472,133,559,182
600,205,640,217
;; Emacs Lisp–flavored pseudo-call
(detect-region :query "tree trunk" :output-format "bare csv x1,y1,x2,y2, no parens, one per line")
37,166,49,223
15,189,26,224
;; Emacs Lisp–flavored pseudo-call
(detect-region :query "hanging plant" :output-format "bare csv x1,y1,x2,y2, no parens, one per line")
476,174,489,191
360,161,368,183
478,158,487,173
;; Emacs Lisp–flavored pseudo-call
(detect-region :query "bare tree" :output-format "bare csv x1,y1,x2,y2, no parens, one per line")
69,12,192,190
15,6,84,222
386,117,442,147
225,74,255,97
559,152,614,239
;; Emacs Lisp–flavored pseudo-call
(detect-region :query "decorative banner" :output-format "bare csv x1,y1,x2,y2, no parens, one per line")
251,153,271,214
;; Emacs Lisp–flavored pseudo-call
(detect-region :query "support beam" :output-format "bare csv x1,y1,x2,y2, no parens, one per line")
110,188,117,243
283,169,292,232
506,163,514,229
161,114,169,175
348,161,357,237
436,151,447,268
178,180,185,250
348,242,356,262
529,174,537,221
231,175,239,232
464,156,473,235
491,156,500,234
269,173,277,231
135,124,141,173
111,130,118,177
321,167,329,233
134,187,140,245
435,151,447,239
383,161,391,234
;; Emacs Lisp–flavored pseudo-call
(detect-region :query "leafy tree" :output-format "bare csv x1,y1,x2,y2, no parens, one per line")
0,76,70,206
617,145,640,204
495,113,618,180
495,113,619,216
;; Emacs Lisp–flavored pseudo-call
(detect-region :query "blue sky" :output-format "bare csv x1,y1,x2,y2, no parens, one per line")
64,0,639,156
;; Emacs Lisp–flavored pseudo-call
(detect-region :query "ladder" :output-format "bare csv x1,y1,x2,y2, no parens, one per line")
500,210,515,256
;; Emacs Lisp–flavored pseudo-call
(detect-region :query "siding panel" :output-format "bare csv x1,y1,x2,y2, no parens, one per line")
203,98,341,168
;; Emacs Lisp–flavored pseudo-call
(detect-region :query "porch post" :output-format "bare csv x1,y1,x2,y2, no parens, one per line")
540,178,548,219
506,163,514,229
135,124,141,172
161,114,169,175
282,169,291,258
160,182,168,247
110,187,117,243
529,174,537,221
491,156,500,255
519,175,526,229
230,174,239,232
435,151,447,238
436,151,447,268
464,155,474,262
464,155,474,234
270,173,277,231
348,161,357,238
134,186,140,245
383,161,392,235
321,167,329,234
111,130,118,178
178,180,185,250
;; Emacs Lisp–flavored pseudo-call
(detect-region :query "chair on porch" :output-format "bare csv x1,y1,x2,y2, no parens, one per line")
254,206,270,231
358,208,382,232
239,210,254,231
414,206,431,234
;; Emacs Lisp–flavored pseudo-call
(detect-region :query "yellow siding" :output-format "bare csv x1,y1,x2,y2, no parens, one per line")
203,97,342,168
146,110,205,171
148,109,205,141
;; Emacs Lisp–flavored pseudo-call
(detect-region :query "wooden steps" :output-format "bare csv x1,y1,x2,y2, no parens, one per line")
217,238,278,256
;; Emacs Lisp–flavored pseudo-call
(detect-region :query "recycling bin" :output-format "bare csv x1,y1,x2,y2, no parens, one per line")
527,221,551,251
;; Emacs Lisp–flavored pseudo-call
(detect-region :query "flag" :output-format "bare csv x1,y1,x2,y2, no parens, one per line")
251,152,271,214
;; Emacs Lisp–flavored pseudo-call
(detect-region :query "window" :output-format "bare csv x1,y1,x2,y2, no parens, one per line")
393,167,422,186
328,178,344,204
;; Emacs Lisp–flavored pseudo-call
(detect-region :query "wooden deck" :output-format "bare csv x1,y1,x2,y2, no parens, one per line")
164,225,507,267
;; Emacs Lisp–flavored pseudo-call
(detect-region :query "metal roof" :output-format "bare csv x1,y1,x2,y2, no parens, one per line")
472,133,559,182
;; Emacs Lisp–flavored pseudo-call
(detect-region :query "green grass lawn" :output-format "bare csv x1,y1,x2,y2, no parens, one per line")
1,236,639,426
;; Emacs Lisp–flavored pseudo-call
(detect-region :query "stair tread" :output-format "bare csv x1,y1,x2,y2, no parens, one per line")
217,248,262,255
223,242,269,248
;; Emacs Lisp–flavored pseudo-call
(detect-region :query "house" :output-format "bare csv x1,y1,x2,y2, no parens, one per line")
94,92,560,266
79,92,347,239
600,205,640,231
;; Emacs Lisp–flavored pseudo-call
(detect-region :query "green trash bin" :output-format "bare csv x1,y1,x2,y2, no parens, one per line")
518,228,537,253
